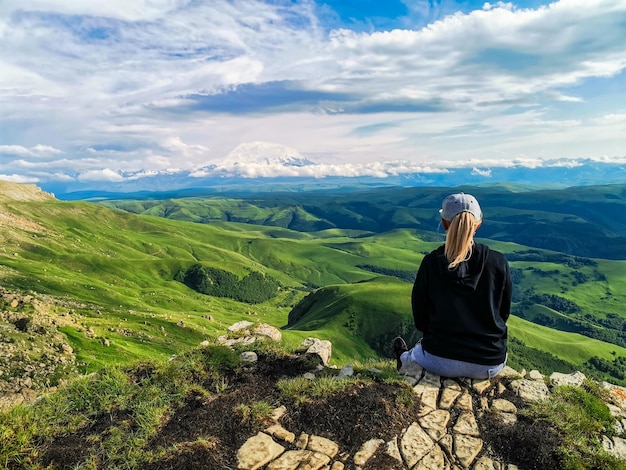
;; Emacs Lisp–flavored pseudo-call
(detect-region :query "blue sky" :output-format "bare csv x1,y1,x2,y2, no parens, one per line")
0,0,625,187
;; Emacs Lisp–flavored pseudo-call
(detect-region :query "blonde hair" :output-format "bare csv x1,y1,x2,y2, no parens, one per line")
444,211,480,270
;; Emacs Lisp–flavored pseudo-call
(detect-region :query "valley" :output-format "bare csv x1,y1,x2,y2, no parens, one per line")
1,180,626,407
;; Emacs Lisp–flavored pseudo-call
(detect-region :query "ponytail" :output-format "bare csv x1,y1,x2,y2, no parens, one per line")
444,212,480,270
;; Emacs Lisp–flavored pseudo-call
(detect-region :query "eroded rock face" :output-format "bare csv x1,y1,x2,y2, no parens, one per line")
0,288,79,409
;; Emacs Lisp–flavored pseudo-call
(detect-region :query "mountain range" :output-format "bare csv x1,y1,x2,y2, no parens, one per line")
31,142,626,197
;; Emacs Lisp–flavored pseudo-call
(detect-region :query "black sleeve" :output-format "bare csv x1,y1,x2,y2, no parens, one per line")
411,255,430,333
499,258,512,322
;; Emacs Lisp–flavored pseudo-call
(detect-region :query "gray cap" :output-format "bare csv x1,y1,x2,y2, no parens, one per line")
439,193,482,222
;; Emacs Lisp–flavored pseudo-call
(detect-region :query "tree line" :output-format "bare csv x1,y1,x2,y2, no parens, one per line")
176,264,280,304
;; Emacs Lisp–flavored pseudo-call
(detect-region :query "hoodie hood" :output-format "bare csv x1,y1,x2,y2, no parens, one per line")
437,243,489,291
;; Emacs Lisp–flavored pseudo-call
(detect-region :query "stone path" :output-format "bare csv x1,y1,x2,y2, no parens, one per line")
235,360,626,470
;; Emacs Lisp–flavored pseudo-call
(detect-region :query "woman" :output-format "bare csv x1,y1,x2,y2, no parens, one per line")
394,193,512,379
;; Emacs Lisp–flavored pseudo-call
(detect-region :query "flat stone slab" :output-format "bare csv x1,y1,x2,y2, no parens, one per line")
307,435,339,458
419,409,450,441
353,438,384,466
454,434,483,468
237,432,285,470
453,412,480,437
400,422,435,468
266,450,330,470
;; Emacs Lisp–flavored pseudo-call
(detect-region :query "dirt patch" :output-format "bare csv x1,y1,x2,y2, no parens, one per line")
38,354,420,470
40,410,135,470
479,407,563,470
283,383,421,454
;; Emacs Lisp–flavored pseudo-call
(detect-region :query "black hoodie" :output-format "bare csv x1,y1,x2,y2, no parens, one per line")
411,243,512,366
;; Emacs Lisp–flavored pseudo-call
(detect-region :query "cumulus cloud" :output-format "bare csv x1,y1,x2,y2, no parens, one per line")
0,144,62,157
471,167,492,177
0,0,625,188
77,169,125,182
0,173,40,183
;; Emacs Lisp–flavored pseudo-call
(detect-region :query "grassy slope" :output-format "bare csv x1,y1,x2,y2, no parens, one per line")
100,184,626,259
509,315,626,365
1,196,626,378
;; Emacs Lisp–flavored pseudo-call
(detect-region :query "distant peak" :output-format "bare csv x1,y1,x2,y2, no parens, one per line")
218,141,315,168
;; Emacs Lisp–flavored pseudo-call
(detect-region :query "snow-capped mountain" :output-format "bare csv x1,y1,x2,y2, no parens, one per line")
215,141,315,169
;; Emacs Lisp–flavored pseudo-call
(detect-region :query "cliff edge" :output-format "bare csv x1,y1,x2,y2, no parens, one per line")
3,321,626,470
0,179,56,202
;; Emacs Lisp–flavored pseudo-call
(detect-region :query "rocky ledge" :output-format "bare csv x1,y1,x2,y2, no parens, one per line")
224,323,626,470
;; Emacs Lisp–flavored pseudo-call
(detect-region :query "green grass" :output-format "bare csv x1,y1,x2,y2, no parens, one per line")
2,193,626,382
0,344,242,469
277,375,363,406
509,316,626,366
521,381,625,469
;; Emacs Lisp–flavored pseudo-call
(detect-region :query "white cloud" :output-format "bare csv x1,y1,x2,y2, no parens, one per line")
77,169,125,182
471,167,492,177
0,173,40,183
0,0,625,188
0,0,175,20
0,144,62,157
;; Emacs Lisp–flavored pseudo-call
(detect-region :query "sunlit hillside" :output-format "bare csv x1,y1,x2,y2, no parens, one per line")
1,181,626,389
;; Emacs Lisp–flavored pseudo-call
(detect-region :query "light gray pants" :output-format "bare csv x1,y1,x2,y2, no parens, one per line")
400,343,506,379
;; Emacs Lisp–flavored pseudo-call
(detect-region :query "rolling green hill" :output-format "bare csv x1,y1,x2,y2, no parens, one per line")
100,184,626,259
2,180,626,390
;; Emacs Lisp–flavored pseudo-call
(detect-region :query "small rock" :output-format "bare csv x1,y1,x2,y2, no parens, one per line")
236,432,285,470
228,320,254,333
602,435,626,459
419,409,450,441
420,387,439,411
353,438,384,466
336,365,354,379
414,444,446,470
549,371,586,388
511,379,550,403
402,376,419,386
265,424,295,444
473,455,497,469
455,393,473,411
454,412,480,437
240,351,258,363
307,435,339,458
472,379,491,394
385,437,402,463
498,412,518,426
491,399,517,414
399,361,424,377
253,323,282,342
295,433,309,450
440,383,461,409
400,423,434,468
267,450,329,470
454,434,483,468
271,405,287,422
300,338,332,366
